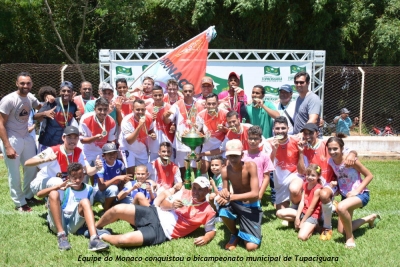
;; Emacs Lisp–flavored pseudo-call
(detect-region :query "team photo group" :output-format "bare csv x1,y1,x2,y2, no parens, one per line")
0,70,380,252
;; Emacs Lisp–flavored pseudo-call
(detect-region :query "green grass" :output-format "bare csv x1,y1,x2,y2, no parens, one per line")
0,160,399,267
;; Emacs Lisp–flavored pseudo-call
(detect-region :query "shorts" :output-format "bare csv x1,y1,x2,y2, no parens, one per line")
30,177,63,196
274,172,302,205
342,191,370,207
121,150,149,168
299,212,319,225
94,184,119,203
134,205,168,246
47,202,86,235
219,201,262,245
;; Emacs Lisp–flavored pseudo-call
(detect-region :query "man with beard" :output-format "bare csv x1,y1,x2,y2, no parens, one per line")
25,126,99,195
267,116,305,210
0,72,42,211
119,99,155,175
36,81,78,151
94,176,216,248
196,93,228,176
74,81,95,121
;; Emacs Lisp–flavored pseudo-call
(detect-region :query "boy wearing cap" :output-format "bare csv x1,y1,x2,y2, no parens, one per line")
36,81,78,150
93,143,132,211
218,72,249,122
194,76,215,101
37,163,110,251
94,176,216,248
216,139,261,251
26,126,99,196
333,108,358,136
274,84,296,135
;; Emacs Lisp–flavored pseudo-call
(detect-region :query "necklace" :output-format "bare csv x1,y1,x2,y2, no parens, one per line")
94,115,107,137
60,145,74,165
59,97,70,127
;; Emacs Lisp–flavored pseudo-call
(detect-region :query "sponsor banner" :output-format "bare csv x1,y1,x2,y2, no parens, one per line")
110,59,311,102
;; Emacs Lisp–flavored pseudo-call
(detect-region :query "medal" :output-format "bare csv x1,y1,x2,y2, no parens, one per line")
59,97,70,127
154,106,160,113
95,114,107,137
141,183,147,189
102,130,107,137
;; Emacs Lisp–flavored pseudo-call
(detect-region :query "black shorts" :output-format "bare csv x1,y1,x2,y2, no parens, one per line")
134,205,168,246
219,201,262,245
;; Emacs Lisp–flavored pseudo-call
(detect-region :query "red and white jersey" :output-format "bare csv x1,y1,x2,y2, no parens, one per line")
74,95,95,115
79,112,116,161
271,136,300,185
302,140,334,184
34,145,87,180
120,102,133,117
163,93,183,105
146,104,174,153
118,113,154,155
148,158,182,188
169,99,204,152
196,109,228,151
220,123,252,151
157,189,216,240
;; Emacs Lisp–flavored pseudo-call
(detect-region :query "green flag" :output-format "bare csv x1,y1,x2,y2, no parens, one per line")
116,66,133,76
264,66,280,76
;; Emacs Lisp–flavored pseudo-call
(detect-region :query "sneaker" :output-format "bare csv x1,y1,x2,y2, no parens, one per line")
84,228,111,238
89,236,109,251
225,234,239,251
57,233,71,250
320,229,333,241
15,204,32,212
26,197,44,205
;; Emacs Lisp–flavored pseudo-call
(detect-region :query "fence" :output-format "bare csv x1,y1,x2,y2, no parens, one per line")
0,64,399,135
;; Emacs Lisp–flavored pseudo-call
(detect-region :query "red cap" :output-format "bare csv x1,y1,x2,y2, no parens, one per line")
228,72,240,81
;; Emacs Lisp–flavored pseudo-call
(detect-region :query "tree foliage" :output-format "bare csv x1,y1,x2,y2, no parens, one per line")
1,0,400,65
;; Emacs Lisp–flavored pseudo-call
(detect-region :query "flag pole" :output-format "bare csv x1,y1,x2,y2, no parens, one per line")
128,26,215,90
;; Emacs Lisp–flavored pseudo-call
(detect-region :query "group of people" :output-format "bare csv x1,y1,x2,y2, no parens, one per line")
0,71,379,252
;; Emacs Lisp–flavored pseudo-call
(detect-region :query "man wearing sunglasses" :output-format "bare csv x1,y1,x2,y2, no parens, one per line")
292,72,321,134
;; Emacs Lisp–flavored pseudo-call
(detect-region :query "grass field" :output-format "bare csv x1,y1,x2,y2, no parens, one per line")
0,159,399,267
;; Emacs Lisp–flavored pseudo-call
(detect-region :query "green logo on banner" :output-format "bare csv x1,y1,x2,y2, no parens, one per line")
116,66,133,76
290,65,306,74
205,73,244,94
264,86,279,94
142,65,148,71
264,66,280,76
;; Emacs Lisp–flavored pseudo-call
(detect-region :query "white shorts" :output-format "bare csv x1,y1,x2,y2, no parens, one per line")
274,172,302,205
30,177,63,196
48,202,86,234
120,149,149,168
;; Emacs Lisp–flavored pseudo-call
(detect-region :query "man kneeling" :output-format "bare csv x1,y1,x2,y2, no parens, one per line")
37,162,109,251
95,177,216,247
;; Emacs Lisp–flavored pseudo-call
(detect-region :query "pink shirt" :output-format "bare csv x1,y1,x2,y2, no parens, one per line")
242,150,275,187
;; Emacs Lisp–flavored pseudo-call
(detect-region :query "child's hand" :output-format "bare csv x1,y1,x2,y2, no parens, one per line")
346,190,358,198
173,200,184,209
122,174,133,183
134,182,142,189
294,217,300,229
330,181,337,187
145,183,151,191
59,180,69,191
209,179,215,186
194,236,207,246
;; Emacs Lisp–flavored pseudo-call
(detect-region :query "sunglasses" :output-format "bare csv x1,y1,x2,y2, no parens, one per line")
294,81,306,85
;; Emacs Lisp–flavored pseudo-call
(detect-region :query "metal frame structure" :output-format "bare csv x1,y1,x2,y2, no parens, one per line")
99,49,326,114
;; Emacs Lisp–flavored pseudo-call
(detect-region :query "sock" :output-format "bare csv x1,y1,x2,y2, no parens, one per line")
322,202,333,229
57,231,66,237
90,235,98,241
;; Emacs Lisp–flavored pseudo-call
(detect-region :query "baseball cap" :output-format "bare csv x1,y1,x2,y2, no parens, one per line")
279,84,293,93
63,126,79,136
300,123,319,133
60,81,73,90
201,76,214,85
99,82,113,91
225,139,243,156
340,108,350,114
192,176,210,188
102,143,118,154
228,72,240,81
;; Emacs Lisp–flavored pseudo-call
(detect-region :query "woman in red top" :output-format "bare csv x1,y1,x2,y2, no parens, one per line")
276,164,322,241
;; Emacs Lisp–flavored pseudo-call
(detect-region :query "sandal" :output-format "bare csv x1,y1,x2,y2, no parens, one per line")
370,214,381,228
345,242,356,249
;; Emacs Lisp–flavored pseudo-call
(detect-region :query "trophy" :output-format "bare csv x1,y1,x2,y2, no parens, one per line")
177,126,208,189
